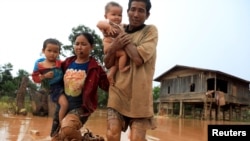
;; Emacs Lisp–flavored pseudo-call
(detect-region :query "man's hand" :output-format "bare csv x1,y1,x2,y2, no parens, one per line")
105,25,119,38
104,33,131,69
110,32,130,50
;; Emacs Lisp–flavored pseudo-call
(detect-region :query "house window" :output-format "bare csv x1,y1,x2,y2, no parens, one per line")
168,86,170,94
190,83,195,92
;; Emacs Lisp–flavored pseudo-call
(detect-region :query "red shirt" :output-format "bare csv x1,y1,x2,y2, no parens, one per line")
62,56,109,114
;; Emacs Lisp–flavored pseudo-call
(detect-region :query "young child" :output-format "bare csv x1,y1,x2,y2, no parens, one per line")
32,38,68,127
97,1,130,85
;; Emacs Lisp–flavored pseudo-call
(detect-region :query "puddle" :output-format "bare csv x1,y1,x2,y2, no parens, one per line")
0,110,248,141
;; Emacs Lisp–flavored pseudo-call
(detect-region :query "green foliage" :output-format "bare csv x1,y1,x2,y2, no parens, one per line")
0,73,2,82
0,96,32,114
97,88,108,108
152,86,160,114
0,63,15,97
1,80,16,96
0,65,37,98
153,86,160,101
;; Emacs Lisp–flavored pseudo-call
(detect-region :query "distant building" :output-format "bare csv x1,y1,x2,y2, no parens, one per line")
154,65,250,120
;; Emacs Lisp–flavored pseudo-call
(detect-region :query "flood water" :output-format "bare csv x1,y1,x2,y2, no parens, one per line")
0,109,249,141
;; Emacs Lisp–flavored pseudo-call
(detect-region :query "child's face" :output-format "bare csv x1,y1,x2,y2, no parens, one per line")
105,6,122,24
43,43,60,62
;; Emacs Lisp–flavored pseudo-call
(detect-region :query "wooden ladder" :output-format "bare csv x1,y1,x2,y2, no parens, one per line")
201,91,214,120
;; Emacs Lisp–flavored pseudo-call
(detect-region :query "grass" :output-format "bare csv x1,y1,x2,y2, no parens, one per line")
0,96,32,114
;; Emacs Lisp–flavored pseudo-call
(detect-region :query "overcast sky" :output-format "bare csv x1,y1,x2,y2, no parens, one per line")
0,0,249,86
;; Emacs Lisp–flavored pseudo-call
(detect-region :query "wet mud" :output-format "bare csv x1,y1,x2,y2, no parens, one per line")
0,110,248,141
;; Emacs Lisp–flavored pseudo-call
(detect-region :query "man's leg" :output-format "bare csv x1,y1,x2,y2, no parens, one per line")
106,108,123,141
129,118,152,141
130,127,147,141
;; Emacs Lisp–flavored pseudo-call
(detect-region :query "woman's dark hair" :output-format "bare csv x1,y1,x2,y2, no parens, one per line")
73,32,94,46
128,0,151,14
42,38,61,51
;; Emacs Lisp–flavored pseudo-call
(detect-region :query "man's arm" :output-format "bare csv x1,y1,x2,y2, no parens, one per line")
124,43,143,66
104,33,130,69
104,43,143,68
104,32,144,68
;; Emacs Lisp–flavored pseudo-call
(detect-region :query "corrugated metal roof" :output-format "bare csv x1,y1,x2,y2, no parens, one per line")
154,64,250,83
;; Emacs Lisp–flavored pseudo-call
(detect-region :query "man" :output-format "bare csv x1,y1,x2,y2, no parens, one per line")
104,0,158,140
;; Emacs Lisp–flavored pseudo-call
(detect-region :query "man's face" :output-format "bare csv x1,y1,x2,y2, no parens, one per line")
127,1,149,29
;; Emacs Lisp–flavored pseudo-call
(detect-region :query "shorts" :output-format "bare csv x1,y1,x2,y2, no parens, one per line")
107,108,157,132
68,107,90,125
50,84,64,103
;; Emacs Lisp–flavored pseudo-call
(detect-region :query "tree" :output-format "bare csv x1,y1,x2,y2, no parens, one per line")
0,63,15,97
153,85,160,113
0,63,13,81
62,25,105,65
153,86,160,101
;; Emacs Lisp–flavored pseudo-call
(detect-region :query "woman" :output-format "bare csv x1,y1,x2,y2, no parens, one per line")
50,32,109,138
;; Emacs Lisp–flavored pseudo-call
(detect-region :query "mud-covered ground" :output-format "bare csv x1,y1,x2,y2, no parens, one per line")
0,110,248,141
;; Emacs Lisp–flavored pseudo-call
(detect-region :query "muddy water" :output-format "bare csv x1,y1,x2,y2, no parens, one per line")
0,110,248,141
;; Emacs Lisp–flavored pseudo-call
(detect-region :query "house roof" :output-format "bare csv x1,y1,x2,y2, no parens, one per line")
154,64,250,83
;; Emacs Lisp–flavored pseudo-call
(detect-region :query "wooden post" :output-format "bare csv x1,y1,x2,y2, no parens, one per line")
179,100,183,118
16,76,28,113
203,96,207,120
171,102,174,116
229,104,232,121
216,105,221,120
192,105,195,118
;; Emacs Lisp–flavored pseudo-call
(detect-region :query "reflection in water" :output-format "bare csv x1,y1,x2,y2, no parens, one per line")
0,110,249,141
17,119,30,141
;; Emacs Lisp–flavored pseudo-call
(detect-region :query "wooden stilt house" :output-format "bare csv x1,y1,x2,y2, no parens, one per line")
154,65,250,121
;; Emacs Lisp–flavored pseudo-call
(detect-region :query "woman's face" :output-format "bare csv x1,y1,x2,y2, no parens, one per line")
127,1,149,29
74,35,93,58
